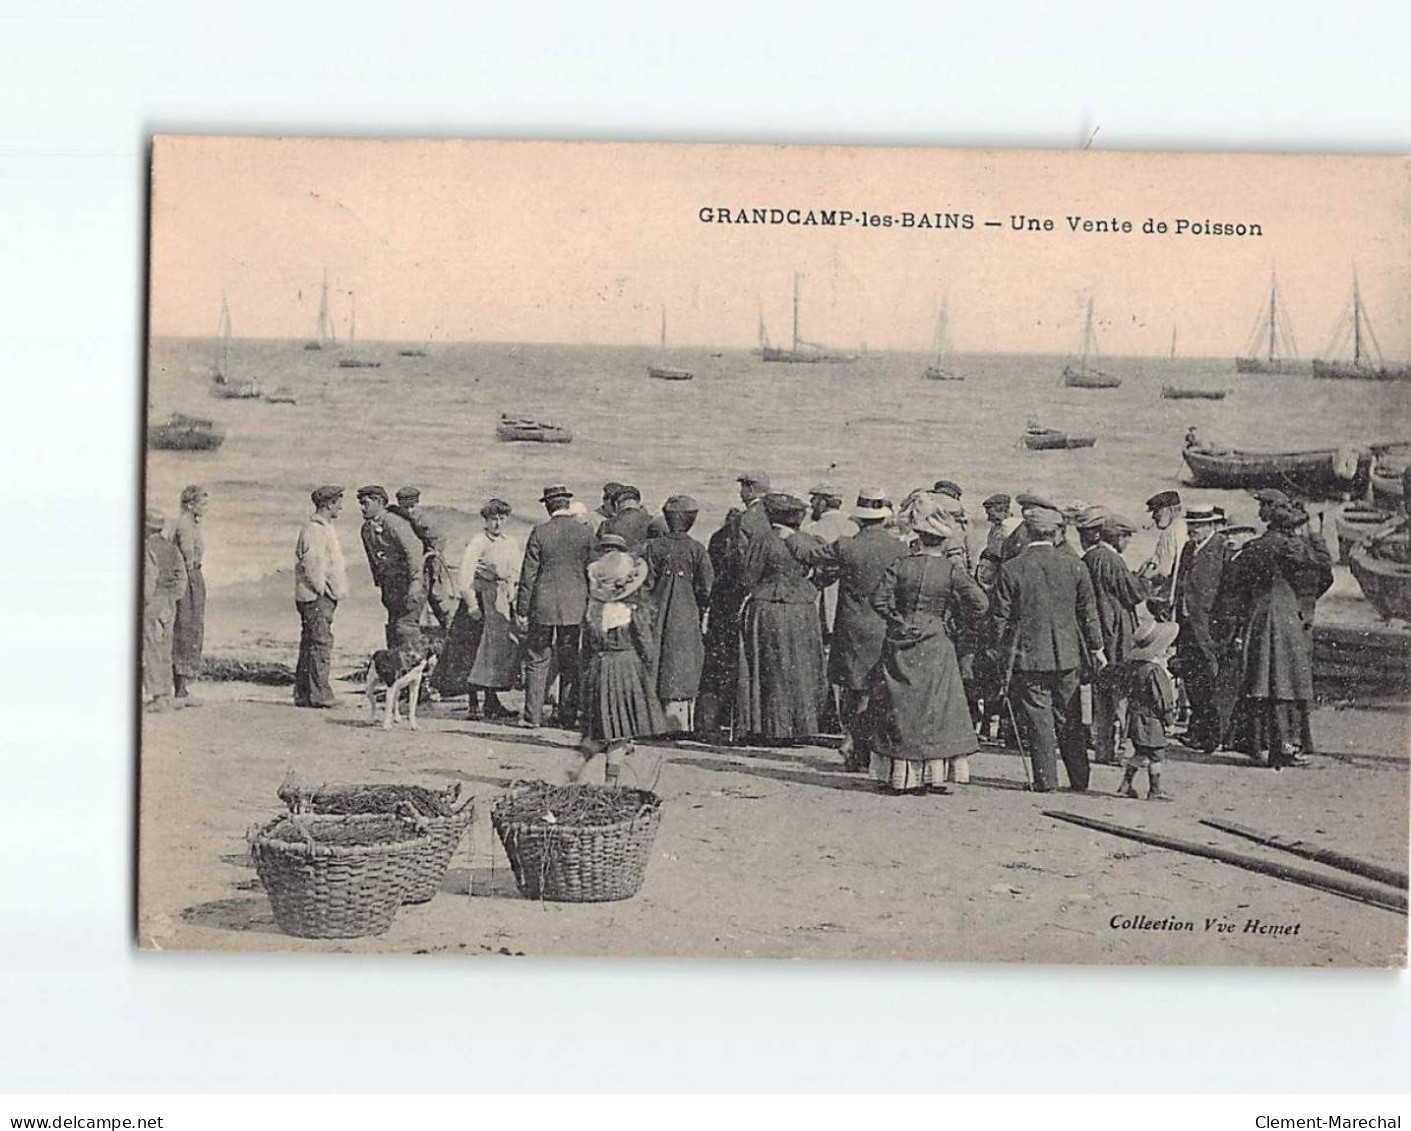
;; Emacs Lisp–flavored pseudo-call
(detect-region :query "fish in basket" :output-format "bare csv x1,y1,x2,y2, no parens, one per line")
276,776,475,904
249,813,429,938
491,782,663,902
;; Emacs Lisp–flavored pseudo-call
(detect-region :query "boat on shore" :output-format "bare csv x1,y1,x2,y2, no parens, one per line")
263,387,297,404
1350,543,1411,622
1181,444,1369,498
647,306,693,381
1161,385,1226,400
1024,426,1096,451
1234,270,1306,374
1310,269,1411,382
757,274,857,364
1335,505,1395,564
1062,296,1121,388
496,413,572,444
149,413,225,452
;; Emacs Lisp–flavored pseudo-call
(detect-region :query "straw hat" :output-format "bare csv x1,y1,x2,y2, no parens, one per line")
851,486,893,521
1130,620,1179,662
587,550,648,602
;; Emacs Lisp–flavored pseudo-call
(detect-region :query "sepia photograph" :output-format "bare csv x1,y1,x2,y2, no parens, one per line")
138,137,1409,966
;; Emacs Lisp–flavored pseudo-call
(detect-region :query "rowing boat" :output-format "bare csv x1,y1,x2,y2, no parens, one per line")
496,414,573,444
1349,543,1411,622
1181,445,1368,498
1024,428,1097,451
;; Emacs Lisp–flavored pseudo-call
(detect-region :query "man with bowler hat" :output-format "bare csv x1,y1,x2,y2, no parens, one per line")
294,485,348,708
516,483,595,728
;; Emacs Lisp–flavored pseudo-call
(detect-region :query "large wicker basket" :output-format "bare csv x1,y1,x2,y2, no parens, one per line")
250,814,427,938
491,787,662,902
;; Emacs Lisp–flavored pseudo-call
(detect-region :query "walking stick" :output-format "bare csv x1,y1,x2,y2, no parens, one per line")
1002,686,1034,790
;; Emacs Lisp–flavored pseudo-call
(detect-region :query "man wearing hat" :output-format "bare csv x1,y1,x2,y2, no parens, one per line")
293,486,349,708
990,503,1106,791
642,495,715,733
821,489,907,769
802,484,856,653
1139,490,1186,621
390,487,456,628
515,484,596,728
358,485,426,650
598,485,659,550
1077,509,1149,764
975,493,1016,591
1172,504,1234,752
143,509,188,712
596,482,627,524
1000,491,1065,562
735,470,773,543
171,485,208,702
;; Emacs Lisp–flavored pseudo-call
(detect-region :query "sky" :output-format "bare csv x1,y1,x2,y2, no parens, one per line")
149,138,1410,360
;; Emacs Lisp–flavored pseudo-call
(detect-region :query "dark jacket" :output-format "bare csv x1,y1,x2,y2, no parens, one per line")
825,525,908,689
990,542,1104,673
1174,532,1231,659
516,513,595,626
642,531,715,700
598,504,659,550
361,510,424,594
1084,543,1149,664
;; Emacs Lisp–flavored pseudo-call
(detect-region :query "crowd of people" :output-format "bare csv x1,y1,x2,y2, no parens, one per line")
142,470,1336,798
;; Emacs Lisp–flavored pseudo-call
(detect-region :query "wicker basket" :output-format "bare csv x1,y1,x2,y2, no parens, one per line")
400,804,475,903
250,814,427,938
491,787,663,902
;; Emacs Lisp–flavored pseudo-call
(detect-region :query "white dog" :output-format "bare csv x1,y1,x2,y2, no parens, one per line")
364,644,439,730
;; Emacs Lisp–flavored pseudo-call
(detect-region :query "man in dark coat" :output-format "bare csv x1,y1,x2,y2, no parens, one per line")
390,486,456,627
990,505,1107,791
359,485,426,649
822,489,906,769
143,509,188,712
642,495,714,733
1174,504,1234,752
1078,510,1149,764
515,483,595,728
598,485,659,549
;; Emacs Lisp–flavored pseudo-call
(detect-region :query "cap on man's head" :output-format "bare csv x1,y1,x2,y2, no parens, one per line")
356,485,388,504
1074,505,1111,531
1101,514,1137,537
982,492,1011,508
807,483,842,499
601,481,626,499
1015,490,1058,512
1025,505,1064,526
311,484,345,507
539,483,573,503
1252,488,1290,505
736,470,771,489
395,486,421,504
610,485,641,503
180,484,207,506
662,494,699,513
932,479,963,501
1145,490,1182,511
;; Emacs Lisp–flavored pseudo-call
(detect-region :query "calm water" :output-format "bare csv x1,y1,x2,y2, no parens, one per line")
146,337,1411,594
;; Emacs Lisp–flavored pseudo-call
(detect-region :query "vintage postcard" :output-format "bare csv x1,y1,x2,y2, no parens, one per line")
139,137,1409,964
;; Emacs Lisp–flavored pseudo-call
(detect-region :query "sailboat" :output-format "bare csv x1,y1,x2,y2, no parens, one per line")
209,296,261,398
922,298,964,380
1162,321,1227,399
1235,270,1307,374
1311,268,1411,381
1062,296,1121,388
758,274,857,364
304,270,336,350
337,292,382,368
647,306,693,381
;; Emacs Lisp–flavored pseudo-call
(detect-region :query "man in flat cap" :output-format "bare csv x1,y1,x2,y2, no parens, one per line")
598,485,659,550
358,485,426,650
516,484,595,728
802,484,856,652
143,509,188,712
1139,490,1186,621
736,470,773,545
642,495,715,734
293,485,349,708
390,486,456,628
990,503,1107,791
975,493,1015,591
1077,509,1149,764
1172,504,1234,752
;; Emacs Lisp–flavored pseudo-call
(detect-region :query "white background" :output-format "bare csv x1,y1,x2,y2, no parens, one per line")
1,0,1407,1094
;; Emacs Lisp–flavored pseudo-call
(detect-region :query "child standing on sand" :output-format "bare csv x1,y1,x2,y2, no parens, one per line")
1117,621,1179,802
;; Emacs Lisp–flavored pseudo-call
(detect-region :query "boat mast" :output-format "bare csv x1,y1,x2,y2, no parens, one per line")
317,269,332,344
1268,271,1277,362
349,291,357,344
216,294,232,377
791,273,800,353
1170,323,1177,360
660,305,667,350
1081,295,1094,371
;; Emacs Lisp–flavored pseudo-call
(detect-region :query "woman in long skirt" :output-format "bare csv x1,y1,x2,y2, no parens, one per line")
1222,499,1333,768
734,494,827,742
433,498,521,717
171,485,208,700
577,549,666,787
642,495,715,733
867,495,989,794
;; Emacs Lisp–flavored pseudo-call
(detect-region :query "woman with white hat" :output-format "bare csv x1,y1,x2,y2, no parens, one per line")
576,548,665,786
867,495,989,795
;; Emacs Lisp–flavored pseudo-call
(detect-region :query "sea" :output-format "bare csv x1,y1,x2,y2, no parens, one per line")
146,337,1411,600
